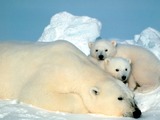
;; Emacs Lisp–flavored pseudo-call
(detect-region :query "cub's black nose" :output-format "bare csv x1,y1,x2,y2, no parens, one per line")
98,55,104,60
122,75,126,81
133,107,141,118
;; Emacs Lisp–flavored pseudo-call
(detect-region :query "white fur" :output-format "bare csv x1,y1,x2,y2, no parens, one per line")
88,56,131,83
0,40,141,117
90,39,160,93
88,40,116,60
104,57,131,83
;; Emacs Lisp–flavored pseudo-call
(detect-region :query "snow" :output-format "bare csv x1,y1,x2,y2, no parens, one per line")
1,12,160,120
38,11,101,55
134,27,160,48
134,27,160,58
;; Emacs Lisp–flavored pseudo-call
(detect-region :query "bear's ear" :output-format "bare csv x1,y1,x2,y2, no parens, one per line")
104,58,110,64
90,87,100,96
127,58,131,64
111,40,117,47
88,42,94,49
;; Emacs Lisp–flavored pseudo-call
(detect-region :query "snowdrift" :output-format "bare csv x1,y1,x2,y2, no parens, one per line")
38,11,101,55
0,12,160,120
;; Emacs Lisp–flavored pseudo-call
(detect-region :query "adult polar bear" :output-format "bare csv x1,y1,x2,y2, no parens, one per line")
88,40,160,93
0,40,141,118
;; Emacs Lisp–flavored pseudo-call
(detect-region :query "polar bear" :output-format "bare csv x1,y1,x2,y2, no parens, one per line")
88,56,131,84
0,40,141,118
89,39,160,93
88,40,116,60
104,57,131,84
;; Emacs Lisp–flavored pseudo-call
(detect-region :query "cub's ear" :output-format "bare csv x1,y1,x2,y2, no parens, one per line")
104,58,110,64
90,87,100,96
88,42,94,49
111,40,117,47
127,58,131,64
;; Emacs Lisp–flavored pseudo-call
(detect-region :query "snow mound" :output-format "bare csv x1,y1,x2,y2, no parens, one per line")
38,11,101,55
134,27,160,58
134,27,160,47
135,86,160,112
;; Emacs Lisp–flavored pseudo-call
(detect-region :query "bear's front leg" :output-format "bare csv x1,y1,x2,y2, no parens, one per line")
128,74,137,91
19,89,88,113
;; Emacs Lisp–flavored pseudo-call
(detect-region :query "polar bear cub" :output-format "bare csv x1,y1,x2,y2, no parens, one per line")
89,39,160,93
88,40,116,60
88,40,131,83
88,56,131,84
104,57,131,84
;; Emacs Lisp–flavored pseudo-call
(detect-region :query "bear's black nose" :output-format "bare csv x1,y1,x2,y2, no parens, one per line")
122,76,126,81
133,107,141,118
98,55,104,60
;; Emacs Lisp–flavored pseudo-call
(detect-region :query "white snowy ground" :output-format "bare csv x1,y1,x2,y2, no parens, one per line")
0,12,160,120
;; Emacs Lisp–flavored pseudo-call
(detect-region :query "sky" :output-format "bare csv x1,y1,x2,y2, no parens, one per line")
0,0,160,42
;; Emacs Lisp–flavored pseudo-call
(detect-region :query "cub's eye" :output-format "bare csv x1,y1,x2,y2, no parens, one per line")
95,49,98,52
118,97,124,101
125,68,128,71
105,49,108,52
93,90,99,95
115,69,119,72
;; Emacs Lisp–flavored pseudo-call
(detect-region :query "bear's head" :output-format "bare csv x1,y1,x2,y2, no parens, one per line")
88,40,117,60
82,79,141,118
104,57,131,83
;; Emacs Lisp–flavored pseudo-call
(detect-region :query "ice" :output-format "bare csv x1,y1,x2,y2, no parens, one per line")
134,27,160,48
135,88,160,113
134,27,160,58
38,11,101,55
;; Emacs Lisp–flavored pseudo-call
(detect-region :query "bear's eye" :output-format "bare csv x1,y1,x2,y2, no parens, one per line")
125,68,128,71
105,49,108,52
118,97,124,101
92,89,99,95
115,69,119,72
95,49,98,52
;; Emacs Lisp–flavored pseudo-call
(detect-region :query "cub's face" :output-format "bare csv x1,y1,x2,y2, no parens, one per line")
104,57,131,83
88,40,117,60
